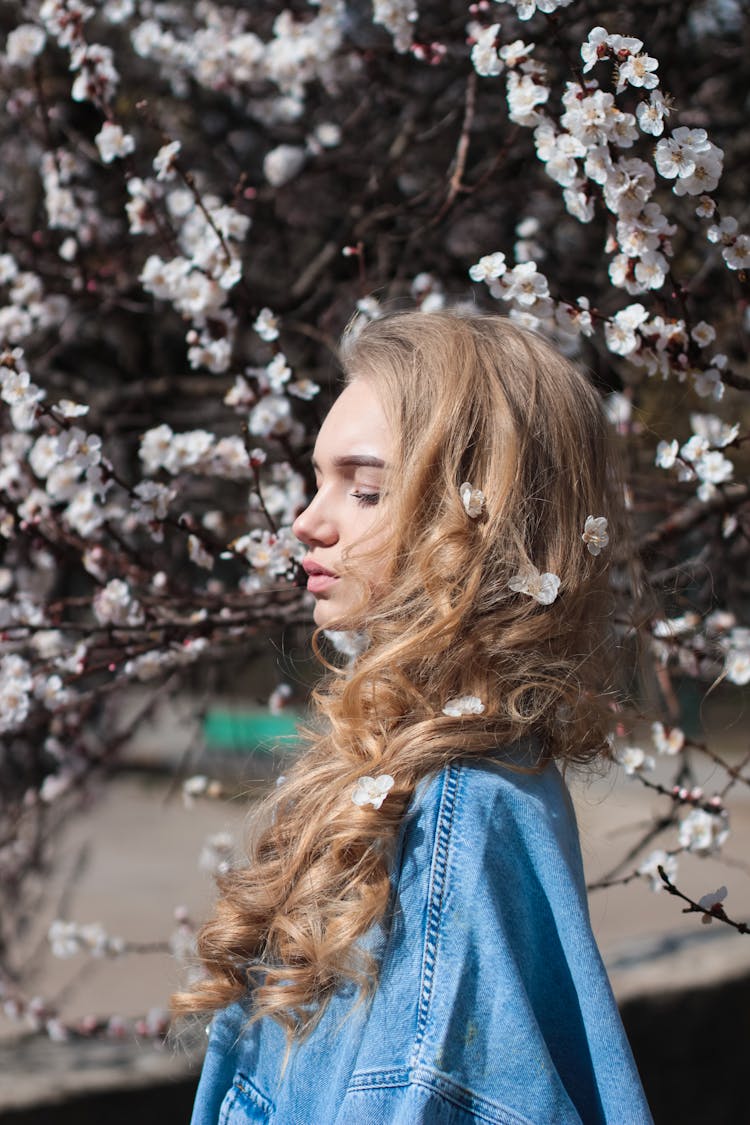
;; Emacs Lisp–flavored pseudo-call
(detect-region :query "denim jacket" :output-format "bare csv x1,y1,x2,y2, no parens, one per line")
191,757,653,1124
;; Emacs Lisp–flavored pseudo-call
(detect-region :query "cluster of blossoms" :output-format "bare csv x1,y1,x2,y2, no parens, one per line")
646,609,750,688
48,920,126,959
0,262,68,353
615,720,731,896
655,412,737,502
1,982,170,1043
138,185,251,377
467,15,746,408
129,1,347,102
231,528,304,591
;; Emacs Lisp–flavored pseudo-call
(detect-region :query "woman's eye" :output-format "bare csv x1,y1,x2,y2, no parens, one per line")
351,491,380,507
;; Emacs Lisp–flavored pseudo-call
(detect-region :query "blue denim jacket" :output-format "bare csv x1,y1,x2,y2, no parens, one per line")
191,758,652,1124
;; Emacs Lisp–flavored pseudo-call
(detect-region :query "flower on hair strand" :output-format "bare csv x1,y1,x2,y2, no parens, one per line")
459,481,486,519
582,515,610,555
351,774,394,810
442,695,485,717
508,564,561,605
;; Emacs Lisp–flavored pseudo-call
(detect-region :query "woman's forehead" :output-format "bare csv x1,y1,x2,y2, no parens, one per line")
313,379,393,467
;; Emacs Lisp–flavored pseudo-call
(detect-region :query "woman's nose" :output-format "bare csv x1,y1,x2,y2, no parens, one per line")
292,493,338,547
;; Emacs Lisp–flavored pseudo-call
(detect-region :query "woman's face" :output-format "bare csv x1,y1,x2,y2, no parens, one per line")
292,378,394,628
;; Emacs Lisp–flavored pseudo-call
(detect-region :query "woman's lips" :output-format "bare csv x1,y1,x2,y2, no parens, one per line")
306,573,339,594
302,560,339,595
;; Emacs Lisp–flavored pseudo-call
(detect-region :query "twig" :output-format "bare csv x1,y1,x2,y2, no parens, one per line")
658,866,750,934
432,71,477,224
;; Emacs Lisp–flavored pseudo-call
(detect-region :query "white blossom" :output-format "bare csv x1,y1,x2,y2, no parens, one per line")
459,482,486,519
495,0,574,20
468,252,506,283
678,808,729,855
153,140,181,181
655,127,710,180
506,72,550,127
248,395,292,438
269,683,293,714
697,886,728,923
615,745,654,775
254,307,280,341
725,648,750,686
581,515,609,555
651,613,699,638
93,579,145,626
372,0,417,52
636,90,670,137
691,321,716,348
95,122,136,163
637,849,678,893
616,52,659,94
498,262,549,305
263,144,306,187
471,25,503,78
723,235,750,271
0,654,33,732
580,27,610,73
604,303,648,356
265,353,292,393
5,24,47,67
351,774,394,809
188,535,214,570
508,564,560,605
287,378,320,400
690,413,738,448
442,695,485,718
198,832,234,875
323,629,370,660
651,722,685,756
707,216,738,245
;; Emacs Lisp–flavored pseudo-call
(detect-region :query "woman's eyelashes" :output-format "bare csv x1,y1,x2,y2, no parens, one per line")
351,490,380,507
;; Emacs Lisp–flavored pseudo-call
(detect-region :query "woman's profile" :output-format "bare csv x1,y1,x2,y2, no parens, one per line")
176,310,653,1123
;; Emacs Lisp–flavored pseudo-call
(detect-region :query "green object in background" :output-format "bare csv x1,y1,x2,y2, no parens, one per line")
203,709,300,753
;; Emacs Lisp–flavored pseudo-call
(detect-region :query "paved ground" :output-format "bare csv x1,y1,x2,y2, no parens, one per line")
1,728,749,1112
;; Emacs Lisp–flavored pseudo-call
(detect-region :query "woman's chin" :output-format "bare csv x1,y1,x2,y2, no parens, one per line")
312,598,340,628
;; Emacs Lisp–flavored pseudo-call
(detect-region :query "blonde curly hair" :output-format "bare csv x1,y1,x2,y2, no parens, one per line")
172,310,624,1038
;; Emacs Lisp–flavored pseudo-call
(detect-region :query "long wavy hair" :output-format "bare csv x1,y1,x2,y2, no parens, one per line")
172,310,625,1037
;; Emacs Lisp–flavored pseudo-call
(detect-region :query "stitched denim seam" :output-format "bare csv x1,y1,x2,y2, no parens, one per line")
414,762,461,1050
347,1064,535,1125
233,1070,276,1114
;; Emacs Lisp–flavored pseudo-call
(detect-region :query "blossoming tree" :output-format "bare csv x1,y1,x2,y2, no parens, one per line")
0,0,748,1040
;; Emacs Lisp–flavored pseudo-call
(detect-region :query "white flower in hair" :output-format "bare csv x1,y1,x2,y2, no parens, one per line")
351,774,394,810
582,515,610,555
508,564,561,605
442,695,485,718
459,481,486,519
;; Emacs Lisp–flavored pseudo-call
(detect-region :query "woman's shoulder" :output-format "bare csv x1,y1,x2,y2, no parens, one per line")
375,752,651,1125
406,749,582,873
393,749,593,993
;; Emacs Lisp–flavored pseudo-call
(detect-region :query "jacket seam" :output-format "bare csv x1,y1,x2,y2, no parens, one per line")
347,1063,535,1125
413,762,461,1053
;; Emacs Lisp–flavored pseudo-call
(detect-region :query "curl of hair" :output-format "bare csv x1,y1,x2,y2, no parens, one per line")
172,311,628,1039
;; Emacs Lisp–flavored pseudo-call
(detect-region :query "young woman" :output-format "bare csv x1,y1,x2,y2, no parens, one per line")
177,310,653,1124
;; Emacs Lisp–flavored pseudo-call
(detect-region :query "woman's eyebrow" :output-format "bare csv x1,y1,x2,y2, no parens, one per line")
311,454,387,471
